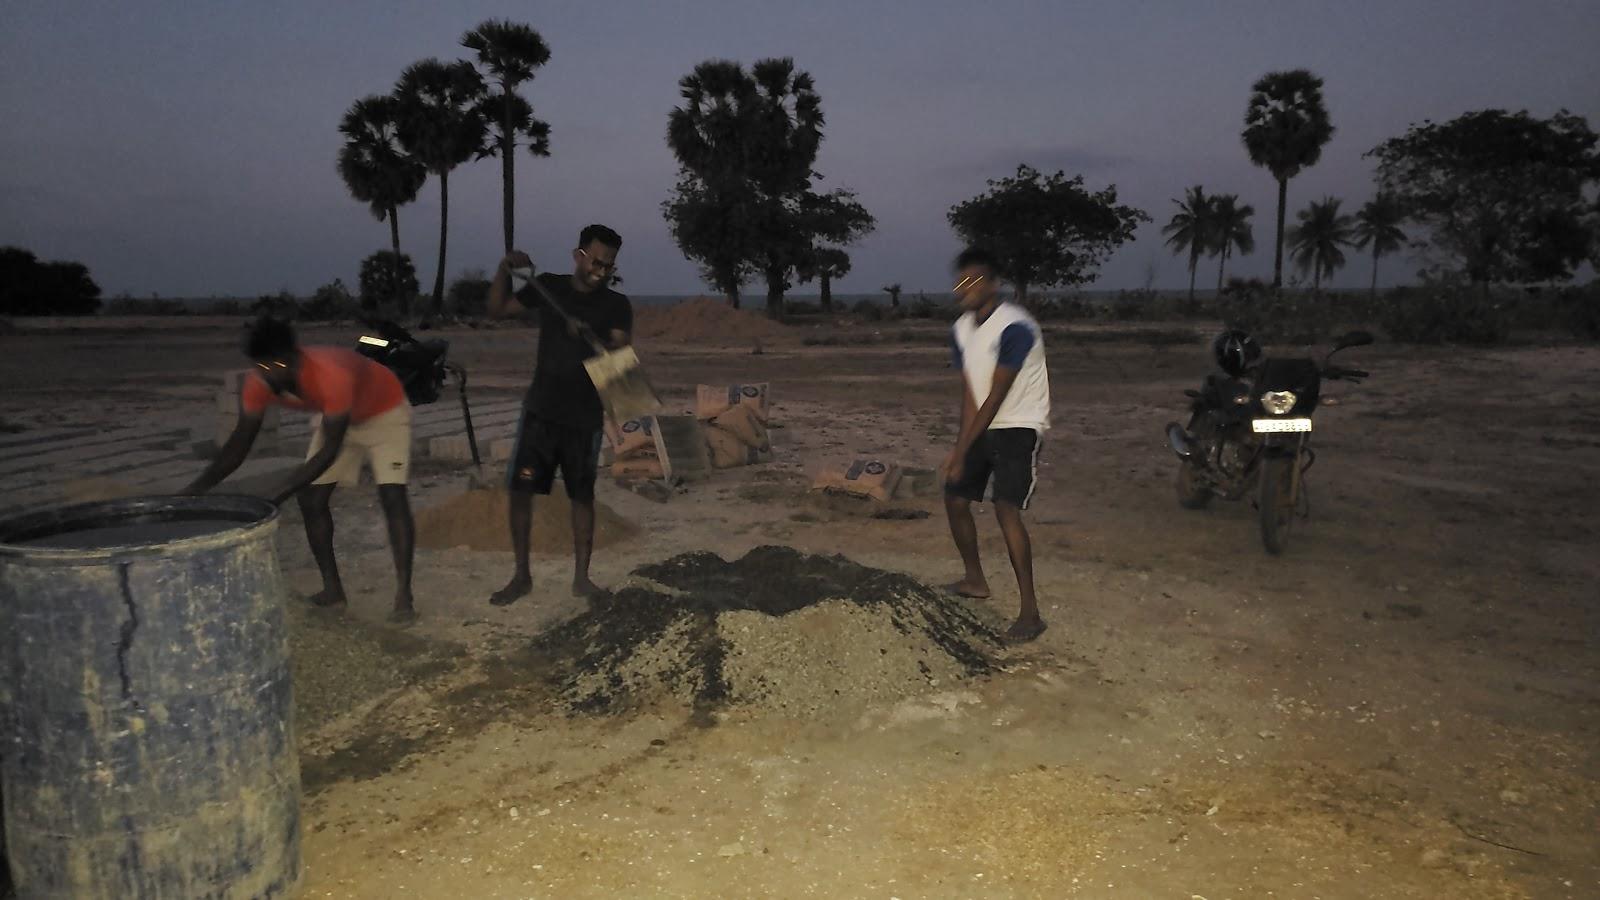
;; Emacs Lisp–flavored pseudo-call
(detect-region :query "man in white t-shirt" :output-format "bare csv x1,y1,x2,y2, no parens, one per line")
943,247,1052,642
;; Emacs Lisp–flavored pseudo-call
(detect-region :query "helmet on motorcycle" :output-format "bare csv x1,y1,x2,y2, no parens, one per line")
1212,329,1261,376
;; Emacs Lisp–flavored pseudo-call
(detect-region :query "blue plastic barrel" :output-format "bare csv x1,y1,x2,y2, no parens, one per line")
0,496,300,899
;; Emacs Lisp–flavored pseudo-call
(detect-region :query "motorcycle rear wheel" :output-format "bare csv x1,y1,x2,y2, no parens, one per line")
1176,461,1213,509
1258,455,1296,555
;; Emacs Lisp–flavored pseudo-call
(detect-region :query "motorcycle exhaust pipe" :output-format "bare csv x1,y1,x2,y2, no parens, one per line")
1165,422,1195,459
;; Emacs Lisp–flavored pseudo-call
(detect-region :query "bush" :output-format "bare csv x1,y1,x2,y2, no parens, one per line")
1559,282,1600,340
0,246,102,315
1026,294,1096,321
784,299,821,316
447,270,491,317
105,294,191,315
301,279,360,321
1210,278,1345,345
359,251,420,314
250,291,300,318
1378,279,1511,345
851,298,886,322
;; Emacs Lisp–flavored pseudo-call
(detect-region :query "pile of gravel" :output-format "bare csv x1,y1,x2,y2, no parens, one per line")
535,546,999,719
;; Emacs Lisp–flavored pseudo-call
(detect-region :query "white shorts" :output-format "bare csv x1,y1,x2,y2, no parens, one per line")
307,404,412,487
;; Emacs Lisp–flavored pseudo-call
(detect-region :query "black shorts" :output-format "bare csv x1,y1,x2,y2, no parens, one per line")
507,412,603,501
944,428,1042,509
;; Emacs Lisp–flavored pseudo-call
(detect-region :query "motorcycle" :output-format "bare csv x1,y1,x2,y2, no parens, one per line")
354,320,481,467
1164,329,1373,555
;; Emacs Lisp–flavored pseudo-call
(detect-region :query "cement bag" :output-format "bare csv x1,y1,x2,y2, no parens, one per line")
614,416,658,460
705,426,770,468
695,383,770,421
712,406,769,451
612,455,664,481
811,459,901,502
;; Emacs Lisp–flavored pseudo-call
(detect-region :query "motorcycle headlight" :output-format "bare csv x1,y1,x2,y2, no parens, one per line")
1261,390,1297,415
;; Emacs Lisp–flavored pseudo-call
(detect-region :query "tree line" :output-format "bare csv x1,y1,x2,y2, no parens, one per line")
1160,69,1600,303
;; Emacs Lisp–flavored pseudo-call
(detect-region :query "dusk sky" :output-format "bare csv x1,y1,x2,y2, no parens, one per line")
3,0,1597,300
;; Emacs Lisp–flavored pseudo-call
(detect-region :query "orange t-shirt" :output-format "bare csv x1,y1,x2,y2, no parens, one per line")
240,346,405,423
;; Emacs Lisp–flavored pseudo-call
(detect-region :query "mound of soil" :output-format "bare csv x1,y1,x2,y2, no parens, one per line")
535,546,999,719
414,488,638,553
631,297,791,345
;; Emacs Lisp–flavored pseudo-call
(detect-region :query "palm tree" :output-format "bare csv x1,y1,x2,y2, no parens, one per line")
1287,196,1355,294
394,59,488,316
746,58,825,320
461,20,552,254
337,95,427,314
1242,70,1335,288
796,246,850,311
1208,194,1255,292
1162,185,1213,302
1352,193,1407,298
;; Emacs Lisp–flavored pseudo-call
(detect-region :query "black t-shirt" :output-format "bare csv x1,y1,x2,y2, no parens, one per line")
516,272,633,430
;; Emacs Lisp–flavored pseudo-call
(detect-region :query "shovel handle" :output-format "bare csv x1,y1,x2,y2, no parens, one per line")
515,272,608,355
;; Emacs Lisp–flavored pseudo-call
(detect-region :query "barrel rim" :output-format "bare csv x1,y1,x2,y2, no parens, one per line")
0,494,279,561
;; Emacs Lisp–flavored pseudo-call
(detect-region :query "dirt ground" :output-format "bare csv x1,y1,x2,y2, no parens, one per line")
1,313,1597,898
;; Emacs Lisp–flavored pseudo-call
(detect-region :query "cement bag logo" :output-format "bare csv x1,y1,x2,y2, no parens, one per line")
864,461,887,475
740,385,761,398
621,418,653,435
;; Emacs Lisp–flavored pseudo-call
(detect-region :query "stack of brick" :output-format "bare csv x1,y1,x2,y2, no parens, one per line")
201,369,280,456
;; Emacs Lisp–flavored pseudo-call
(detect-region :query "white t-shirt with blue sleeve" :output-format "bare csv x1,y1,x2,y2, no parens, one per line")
951,302,1051,432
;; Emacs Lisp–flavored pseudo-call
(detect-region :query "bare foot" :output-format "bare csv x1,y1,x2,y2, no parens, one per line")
490,575,531,607
306,589,347,609
942,579,992,599
572,577,607,599
1002,616,1047,644
386,604,417,627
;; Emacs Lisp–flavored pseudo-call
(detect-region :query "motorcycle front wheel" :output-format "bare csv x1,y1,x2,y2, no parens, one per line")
1258,454,1297,555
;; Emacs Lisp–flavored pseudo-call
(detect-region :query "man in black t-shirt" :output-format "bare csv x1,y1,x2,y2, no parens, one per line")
485,224,633,604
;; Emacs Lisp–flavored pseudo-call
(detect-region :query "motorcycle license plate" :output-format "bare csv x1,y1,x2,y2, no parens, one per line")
1252,418,1312,433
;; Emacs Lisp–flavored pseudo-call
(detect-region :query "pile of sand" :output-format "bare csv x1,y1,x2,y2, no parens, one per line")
535,546,999,719
631,297,791,345
414,488,639,553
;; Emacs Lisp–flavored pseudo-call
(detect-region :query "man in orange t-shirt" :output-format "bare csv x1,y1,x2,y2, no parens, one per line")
185,316,418,624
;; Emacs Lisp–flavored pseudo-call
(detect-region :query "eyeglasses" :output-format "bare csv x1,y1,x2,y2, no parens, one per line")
255,361,288,371
952,274,985,292
578,249,619,272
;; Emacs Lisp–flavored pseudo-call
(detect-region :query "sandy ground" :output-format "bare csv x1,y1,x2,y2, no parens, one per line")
1,314,1598,898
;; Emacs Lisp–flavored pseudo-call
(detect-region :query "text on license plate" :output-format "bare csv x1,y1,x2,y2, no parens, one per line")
1253,418,1313,433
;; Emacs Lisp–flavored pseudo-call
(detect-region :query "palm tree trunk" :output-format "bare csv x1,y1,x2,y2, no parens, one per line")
1313,263,1321,296
1273,177,1287,288
765,265,785,321
1187,252,1197,302
1016,281,1030,305
389,206,404,315
502,89,515,255
820,273,833,311
1370,249,1379,299
1216,245,1228,294
433,170,448,317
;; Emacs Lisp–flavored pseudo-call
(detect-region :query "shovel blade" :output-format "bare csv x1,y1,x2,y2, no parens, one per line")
585,347,663,423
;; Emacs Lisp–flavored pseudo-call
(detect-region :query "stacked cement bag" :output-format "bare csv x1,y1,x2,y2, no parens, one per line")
611,415,665,480
696,383,772,469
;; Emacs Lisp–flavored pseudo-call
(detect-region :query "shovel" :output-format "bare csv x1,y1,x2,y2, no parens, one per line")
511,269,663,423
444,362,489,490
